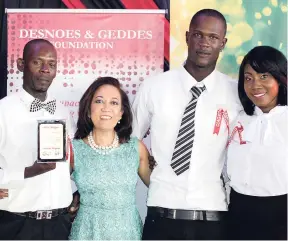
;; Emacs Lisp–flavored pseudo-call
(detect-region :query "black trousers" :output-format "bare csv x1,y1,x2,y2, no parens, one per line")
227,188,287,240
142,209,227,240
0,210,72,240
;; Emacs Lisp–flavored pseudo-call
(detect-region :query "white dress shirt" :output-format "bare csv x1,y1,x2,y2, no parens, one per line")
0,89,76,212
132,66,242,211
227,106,288,197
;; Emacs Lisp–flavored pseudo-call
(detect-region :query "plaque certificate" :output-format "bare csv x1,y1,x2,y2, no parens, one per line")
37,120,66,162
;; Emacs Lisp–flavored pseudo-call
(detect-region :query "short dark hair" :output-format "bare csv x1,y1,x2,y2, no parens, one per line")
238,46,287,115
190,9,227,35
23,39,54,60
74,77,133,143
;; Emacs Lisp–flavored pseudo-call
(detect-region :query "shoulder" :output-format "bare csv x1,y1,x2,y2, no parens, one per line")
139,68,180,88
72,138,81,144
278,106,288,114
216,71,238,91
215,71,242,108
0,93,22,113
126,137,147,153
233,110,251,124
135,68,182,103
271,106,288,125
127,136,140,147
137,139,149,160
137,139,147,150
72,138,84,149
0,93,20,106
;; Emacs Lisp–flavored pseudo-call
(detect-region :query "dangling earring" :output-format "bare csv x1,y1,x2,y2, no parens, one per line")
118,120,121,124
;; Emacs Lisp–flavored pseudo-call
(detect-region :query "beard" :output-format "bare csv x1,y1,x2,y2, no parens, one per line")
32,78,52,92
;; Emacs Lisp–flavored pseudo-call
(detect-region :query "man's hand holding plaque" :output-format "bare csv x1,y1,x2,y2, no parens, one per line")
24,161,56,178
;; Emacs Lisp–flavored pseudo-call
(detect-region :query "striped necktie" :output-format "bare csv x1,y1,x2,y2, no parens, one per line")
171,85,206,175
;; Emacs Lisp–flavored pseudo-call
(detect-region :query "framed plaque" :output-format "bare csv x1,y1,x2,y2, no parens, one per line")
37,119,66,163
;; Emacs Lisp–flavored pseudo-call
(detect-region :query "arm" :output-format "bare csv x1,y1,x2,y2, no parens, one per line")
67,140,80,218
221,111,239,204
66,137,74,174
65,110,78,193
138,140,151,187
0,107,25,183
70,147,74,174
0,102,56,181
64,109,80,218
221,154,231,204
0,188,8,199
0,169,8,199
132,81,152,139
24,163,56,178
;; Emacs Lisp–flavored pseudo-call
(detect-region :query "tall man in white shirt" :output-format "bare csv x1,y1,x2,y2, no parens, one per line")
132,9,241,240
0,39,76,239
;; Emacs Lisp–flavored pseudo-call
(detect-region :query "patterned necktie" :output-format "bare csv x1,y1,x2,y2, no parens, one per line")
171,86,206,175
30,98,56,115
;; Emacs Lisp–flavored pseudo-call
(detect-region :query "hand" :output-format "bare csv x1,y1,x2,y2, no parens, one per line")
68,191,80,222
148,155,157,171
24,161,56,178
0,189,8,199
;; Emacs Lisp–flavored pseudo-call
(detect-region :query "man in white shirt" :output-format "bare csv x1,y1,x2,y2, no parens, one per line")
132,9,241,240
0,39,76,239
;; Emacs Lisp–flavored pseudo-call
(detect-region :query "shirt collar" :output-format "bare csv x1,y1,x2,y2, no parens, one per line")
244,106,287,142
254,105,287,117
179,65,216,93
19,88,35,106
19,87,54,109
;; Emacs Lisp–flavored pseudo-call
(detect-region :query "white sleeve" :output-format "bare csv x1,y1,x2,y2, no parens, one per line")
0,166,25,185
0,169,3,184
222,154,231,204
0,165,25,186
132,81,152,139
70,175,78,193
0,104,25,185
